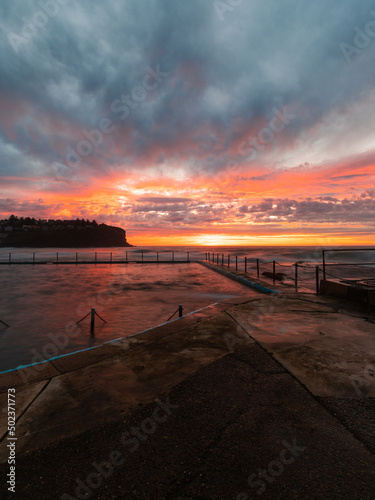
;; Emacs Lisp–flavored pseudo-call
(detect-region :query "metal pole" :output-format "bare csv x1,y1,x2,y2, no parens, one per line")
90,308,95,334
256,258,259,277
95,252,97,263
76,252,78,264
295,263,298,292
178,305,183,317
9,253,11,264
56,252,59,264
316,265,320,294
245,257,247,273
228,255,230,267
322,250,326,280
236,256,238,270
33,252,35,264
172,251,174,263
222,254,224,266
126,251,128,262
110,252,112,263
187,252,190,262
273,261,276,284
216,253,219,265
157,252,159,262
141,251,144,262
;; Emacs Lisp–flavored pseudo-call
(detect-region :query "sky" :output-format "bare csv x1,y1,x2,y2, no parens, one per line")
0,0,375,246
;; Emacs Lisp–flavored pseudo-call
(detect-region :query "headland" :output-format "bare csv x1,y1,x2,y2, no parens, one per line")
0,216,132,247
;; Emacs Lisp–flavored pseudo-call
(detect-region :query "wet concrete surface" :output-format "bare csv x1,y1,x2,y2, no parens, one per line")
0,284,374,498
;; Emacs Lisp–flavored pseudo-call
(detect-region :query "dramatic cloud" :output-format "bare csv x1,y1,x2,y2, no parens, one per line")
0,0,375,243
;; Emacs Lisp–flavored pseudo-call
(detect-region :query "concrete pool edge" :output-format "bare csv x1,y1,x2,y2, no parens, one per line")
0,293,259,391
198,260,280,294
0,290,374,498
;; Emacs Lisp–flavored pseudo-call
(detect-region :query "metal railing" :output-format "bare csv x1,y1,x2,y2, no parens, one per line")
0,250,205,265
205,250,375,294
205,252,320,292
322,248,375,280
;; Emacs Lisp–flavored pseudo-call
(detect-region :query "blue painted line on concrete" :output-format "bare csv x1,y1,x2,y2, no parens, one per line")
0,337,123,375
0,303,221,375
198,261,279,295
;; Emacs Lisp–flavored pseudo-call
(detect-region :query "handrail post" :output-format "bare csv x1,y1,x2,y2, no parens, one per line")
141,251,144,263
76,252,78,264
110,252,112,263
9,252,11,265
187,252,190,263
172,251,174,263
295,263,298,292
90,308,95,334
56,252,59,264
33,252,35,264
178,304,183,317
322,250,326,280
245,257,247,273
157,251,159,262
126,251,128,262
228,254,230,267
256,258,259,277
273,260,276,284
222,253,224,266
235,256,238,270
316,265,320,294
95,252,97,263
216,253,219,265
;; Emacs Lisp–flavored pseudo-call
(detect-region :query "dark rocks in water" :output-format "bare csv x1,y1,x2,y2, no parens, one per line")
261,271,286,281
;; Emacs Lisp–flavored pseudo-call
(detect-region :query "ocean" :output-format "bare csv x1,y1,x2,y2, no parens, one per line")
0,245,374,372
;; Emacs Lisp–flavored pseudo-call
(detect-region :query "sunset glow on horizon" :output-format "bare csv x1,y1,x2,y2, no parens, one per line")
1,1,375,246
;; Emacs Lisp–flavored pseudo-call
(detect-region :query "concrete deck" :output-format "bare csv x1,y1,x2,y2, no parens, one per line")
0,275,374,498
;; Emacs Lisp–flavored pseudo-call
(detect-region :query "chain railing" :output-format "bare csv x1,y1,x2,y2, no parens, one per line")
204,251,375,294
0,250,205,264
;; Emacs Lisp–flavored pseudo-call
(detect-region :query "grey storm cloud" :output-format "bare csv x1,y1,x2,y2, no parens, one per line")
239,191,375,225
1,0,375,180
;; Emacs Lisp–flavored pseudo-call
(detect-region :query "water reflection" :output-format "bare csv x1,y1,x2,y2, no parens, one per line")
0,263,255,371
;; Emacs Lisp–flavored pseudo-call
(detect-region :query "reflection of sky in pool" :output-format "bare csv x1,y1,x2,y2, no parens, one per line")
0,263,256,371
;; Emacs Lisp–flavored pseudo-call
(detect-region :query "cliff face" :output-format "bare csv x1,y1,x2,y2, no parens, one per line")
0,225,132,248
